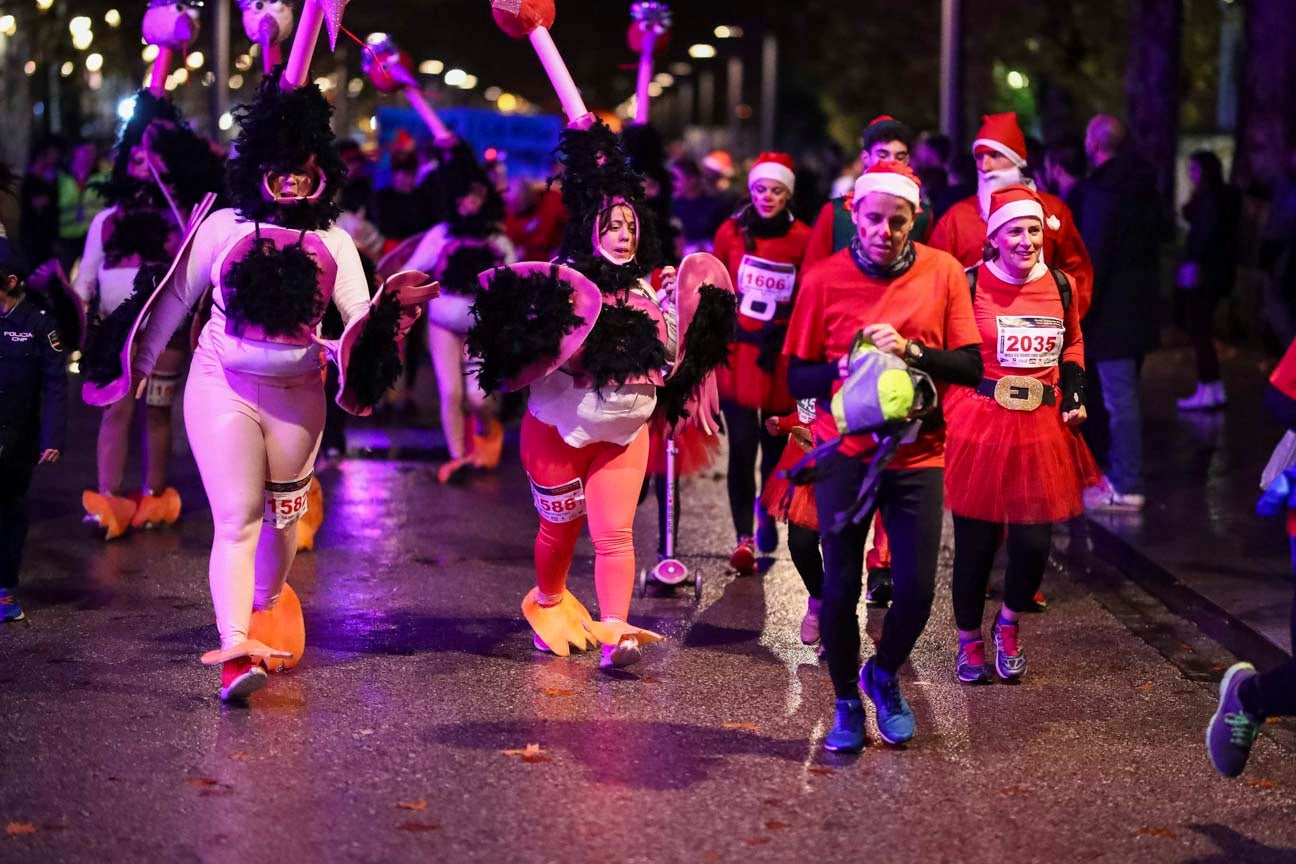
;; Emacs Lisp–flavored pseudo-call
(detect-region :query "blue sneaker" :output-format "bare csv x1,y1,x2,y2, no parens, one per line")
992,619,1027,681
755,510,778,554
1207,663,1260,778
824,698,866,752
955,639,991,685
0,588,25,622
860,658,915,744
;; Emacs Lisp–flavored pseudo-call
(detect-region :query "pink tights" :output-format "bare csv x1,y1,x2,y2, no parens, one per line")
520,412,648,623
184,348,323,650
97,347,185,494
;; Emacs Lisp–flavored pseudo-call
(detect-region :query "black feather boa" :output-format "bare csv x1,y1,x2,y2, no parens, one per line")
466,266,583,394
226,72,343,231
223,233,324,337
82,263,165,385
579,302,667,392
343,291,403,413
658,285,738,423
438,243,505,297
103,208,174,267
562,252,645,297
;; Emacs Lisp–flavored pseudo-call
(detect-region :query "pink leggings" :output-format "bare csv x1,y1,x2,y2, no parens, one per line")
520,412,649,623
184,348,323,650
97,347,185,495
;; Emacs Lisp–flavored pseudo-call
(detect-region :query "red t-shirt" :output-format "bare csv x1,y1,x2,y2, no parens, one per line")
971,262,1084,386
783,243,981,468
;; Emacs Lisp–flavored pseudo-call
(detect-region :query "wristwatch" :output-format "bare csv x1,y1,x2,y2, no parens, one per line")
903,339,925,365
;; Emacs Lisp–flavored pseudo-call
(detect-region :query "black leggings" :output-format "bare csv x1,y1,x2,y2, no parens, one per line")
951,516,1051,632
1183,289,1221,383
0,451,35,590
788,522,823,599
721,403,786,538
814,456,944,697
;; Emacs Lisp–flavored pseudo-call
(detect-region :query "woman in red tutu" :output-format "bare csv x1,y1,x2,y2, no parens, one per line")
944,185,1088,685
760,399,823,644
712,153,812,572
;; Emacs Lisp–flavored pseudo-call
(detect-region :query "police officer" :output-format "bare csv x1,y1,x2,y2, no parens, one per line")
0,237,67,622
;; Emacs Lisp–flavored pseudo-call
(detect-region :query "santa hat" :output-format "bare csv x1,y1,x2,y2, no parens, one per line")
748,152,795,194
985,183,1062,236
852,160,922,211
972,112,1028,169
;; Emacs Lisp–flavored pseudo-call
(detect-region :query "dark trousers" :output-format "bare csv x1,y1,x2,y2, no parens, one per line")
1241,538,1296,718
1183,290,1221,383
720,403,787,538
813,456,944,697
322,362,347,454
951,516,1052,631
788,523,823,599
0,449,36,590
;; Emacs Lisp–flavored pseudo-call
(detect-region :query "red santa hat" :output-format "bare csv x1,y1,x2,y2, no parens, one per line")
985,183,1063,237
851,160,922,211
747,152,795,194
972,112,1028,169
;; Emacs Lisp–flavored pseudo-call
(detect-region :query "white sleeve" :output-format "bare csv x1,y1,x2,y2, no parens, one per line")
401,223,448,274
130,210,224,376
72,208,111,306
493,234,518,265
329,227,372,327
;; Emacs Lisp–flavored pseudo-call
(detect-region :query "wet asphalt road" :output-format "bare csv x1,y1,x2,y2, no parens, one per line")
4,401,1296,863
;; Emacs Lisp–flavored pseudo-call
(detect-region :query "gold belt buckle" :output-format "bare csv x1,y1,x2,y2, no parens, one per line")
993,376,1044,411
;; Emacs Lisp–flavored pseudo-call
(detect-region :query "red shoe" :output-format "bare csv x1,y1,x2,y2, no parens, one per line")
729,537,757,575
219,657,268,702
1031,589,1048,611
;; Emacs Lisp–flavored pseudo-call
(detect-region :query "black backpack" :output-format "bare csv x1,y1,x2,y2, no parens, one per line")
966,264,1072,312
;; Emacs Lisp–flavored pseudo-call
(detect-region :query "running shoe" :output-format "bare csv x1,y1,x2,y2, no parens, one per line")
219,658,268,702
800,597,822,644
599,636,642,670
992,619,1027,681
1207,662,1260,778
0,589,25,623
755,509,779,554
865,567,892,608
860,658,914,744
955,639,990,685
1029,589,1048,612
729,537,757,575
824,698,867,752
1084,476,1145,513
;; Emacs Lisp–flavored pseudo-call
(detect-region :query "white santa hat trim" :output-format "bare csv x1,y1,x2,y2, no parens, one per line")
986,198,1044,238
748,162,795,194
852,172,921,210
973,137,1028,170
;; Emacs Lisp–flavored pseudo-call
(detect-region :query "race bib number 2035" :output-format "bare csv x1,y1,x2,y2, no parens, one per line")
996,315,1065,368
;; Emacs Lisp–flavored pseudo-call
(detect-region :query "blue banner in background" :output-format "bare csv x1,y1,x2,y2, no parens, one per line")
373,106,563,185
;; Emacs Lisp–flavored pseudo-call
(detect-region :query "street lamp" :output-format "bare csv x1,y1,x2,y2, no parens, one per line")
688,43,716,59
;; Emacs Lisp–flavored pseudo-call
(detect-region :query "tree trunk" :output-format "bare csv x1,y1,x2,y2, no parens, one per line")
1235,0,1296,191
1125,0,1182,203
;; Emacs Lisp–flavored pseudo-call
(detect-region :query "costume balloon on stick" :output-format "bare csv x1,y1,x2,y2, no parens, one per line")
627,2,670,124
361,34,452,141
490,0,590,124
237,0,296,74
142,0,202,96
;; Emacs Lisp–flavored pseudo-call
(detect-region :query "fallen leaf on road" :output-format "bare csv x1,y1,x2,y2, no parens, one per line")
397,800,428,811
185,778,221,788
722,722,760,732
765,820,787,830
639,676,660,684
762,798,783,807
356,729,375,737
1134,683,1154,691
1246,778,1278,790
743,837,772,846
397,822,440,832
807,767,833,776
5,823,37,836
229,753,255,762
1266,717,1283,725
1136,826,1177,840
501,743,549,763
541,688,575,697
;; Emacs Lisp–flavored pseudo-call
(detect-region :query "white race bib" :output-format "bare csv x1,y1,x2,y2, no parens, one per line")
265,482,311,529
736,255,796,322
145,375,179,408
996,316,1065,368
529,476,587,524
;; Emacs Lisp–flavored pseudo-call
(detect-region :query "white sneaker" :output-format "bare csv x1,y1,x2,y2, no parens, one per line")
1178,381,1226,411
600,637,642,669
800,598,822,644
1084,478,1145,513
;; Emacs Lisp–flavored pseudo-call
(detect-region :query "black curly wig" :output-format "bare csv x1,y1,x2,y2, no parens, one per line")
226,71,344,230
94,90,223,212
102,207,175,268
440,139,506,238
553,120,661,289
438,243,506,297
621,122,676,264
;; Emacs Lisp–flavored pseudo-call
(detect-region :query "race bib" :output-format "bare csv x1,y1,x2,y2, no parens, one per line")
996,316,1065,368
265,481,311,529
529,476,586,524
736,255,796,322
145,375,178,408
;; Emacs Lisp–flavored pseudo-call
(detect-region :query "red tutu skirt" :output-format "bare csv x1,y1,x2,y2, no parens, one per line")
759,430,819,531
715,341,794,413
646,418,722,478
943,386,1087,524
